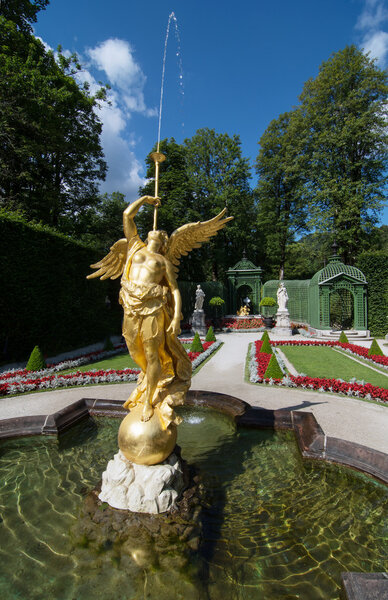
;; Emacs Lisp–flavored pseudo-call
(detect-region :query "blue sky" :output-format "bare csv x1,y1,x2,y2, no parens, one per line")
35,0,387,224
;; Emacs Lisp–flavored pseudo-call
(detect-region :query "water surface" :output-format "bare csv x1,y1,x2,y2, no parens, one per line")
0,407,386,599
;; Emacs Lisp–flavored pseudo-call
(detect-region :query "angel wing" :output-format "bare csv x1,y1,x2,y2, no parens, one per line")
165,208,233,272
87,238,128,280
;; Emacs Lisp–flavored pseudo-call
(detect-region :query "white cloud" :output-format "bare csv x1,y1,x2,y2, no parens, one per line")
362,30,388,63
356,0,388,30
356,0,388,65
33,34,152,200
87,38,157,117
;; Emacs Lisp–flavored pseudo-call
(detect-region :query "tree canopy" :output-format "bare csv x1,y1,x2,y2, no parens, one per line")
0,14,107,227
137,130,257,282
298,45,387,263
255,110,309,279
254,45,387,274
0,0,49,34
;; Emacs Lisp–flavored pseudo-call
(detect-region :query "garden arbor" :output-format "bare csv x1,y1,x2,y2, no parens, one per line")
308,255,368,332
226,254,262,314
262,254,368,335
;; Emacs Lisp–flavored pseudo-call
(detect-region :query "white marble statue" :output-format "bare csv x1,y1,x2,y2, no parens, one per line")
277,282,288,311
194,285,205,311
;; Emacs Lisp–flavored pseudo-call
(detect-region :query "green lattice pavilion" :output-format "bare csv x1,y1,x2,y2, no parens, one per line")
226,254,262,314
262,254,368,334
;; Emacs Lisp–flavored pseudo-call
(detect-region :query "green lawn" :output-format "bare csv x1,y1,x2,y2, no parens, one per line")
280,346,388,389
61,344,193,374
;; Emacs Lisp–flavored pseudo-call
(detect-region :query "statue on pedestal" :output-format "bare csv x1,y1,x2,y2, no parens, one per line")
88,193,232,468
194,285,205,311
277,282,288,311
273,282,292,336
191,284,207,335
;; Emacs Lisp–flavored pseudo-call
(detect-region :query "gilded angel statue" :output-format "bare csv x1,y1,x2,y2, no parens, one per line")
87,195,233,425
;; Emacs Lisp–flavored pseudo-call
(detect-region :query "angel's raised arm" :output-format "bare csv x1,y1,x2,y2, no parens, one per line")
123,196,160,240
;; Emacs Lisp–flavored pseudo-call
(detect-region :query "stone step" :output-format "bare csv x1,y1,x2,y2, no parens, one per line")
321,330,369,340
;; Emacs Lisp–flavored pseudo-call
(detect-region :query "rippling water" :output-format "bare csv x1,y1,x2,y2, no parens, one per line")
0,406,387,599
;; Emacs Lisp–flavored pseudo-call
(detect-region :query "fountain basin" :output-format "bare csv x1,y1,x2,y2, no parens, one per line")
0,401,387,599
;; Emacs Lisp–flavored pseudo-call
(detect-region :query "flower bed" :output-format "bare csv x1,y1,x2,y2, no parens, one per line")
0,339,219,397
249,340,388,403
271,339,388,369
0,343,128,382
0,368,140,397
222,317,264,330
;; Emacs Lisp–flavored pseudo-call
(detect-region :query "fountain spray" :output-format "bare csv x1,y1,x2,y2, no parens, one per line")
151,11,183,230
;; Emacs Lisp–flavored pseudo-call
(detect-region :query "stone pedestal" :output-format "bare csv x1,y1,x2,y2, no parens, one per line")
99,450,185,514
191,309,207,336
272,309,292,336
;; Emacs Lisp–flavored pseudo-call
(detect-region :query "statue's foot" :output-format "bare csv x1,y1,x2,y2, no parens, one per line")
141,403,154,422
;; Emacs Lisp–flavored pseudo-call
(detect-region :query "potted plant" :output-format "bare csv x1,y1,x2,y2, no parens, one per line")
259,297,277,328
209,296,225,330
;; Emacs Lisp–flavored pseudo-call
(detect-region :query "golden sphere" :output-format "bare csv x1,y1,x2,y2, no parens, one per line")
118,404,177,466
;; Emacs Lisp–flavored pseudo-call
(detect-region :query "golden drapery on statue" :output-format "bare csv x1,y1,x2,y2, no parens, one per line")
87,195,233,430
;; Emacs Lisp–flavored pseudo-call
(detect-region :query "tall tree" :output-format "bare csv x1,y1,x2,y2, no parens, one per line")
138,132,257,282
0,0,49,34
0,18,107,227
255,110,309,279
59,192,128,251
137,138,204,281
299,45,387,264
184,128,257,280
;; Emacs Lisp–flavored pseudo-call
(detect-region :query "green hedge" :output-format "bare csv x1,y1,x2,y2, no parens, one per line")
356,251,388,337
0,211,122,361
179,280,227,321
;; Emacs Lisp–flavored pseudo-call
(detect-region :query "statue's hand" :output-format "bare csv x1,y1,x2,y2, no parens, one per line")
167,318,181,336
140,195,161,207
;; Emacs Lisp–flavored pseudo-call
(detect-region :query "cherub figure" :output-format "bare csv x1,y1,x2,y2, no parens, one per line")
87,196,232,425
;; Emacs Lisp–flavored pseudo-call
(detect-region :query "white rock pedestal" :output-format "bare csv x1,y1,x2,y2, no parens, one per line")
272,309,292,336
191,309,207,336
99,451,185,514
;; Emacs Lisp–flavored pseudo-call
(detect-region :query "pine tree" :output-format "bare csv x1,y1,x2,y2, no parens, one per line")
368,338,383,356
338,331,349,343
190,332,204,352
261,330,270,343
264,354,283,379
26,345,46,371
259,336,273,354
205,326,216,342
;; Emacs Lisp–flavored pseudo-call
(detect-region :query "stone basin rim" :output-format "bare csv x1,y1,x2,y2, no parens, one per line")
0,390,387,486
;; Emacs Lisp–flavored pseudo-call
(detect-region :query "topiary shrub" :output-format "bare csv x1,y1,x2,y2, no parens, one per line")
261,330,270,343
205,326,216,342
260,296,277,317
26,345,47,371
338,331,349,343
259,336,273,354
264,354,283,379
368,338,383,356
190,332,204,352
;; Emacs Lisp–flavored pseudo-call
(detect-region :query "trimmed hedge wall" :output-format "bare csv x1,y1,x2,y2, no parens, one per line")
179,280,227,321
356,251,388,337
0,212,122,361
